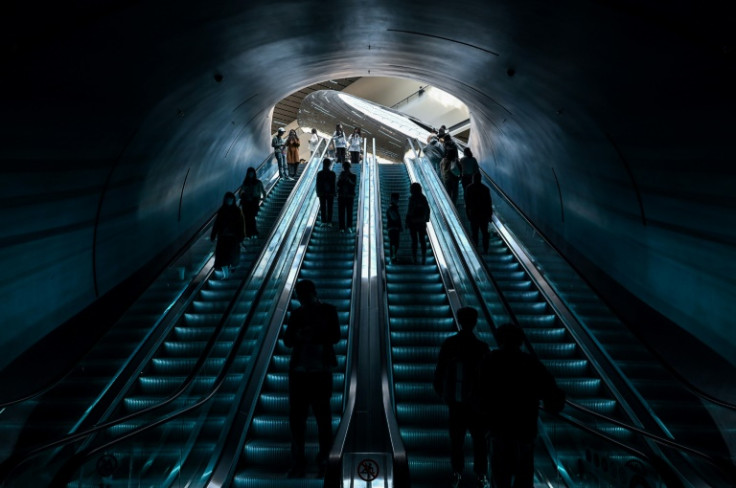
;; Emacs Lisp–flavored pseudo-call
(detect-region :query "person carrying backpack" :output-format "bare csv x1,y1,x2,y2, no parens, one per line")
433,307,491,488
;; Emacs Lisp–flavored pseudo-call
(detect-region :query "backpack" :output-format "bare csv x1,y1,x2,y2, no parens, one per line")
441,354,478,404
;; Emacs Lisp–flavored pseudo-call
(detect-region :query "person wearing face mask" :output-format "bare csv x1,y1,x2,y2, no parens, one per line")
210,191,245,279
332,124,347,165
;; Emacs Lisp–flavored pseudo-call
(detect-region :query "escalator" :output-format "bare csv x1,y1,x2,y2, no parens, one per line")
411,144,734,486
1,166,302,486
378,162,466,488
232,163,361,487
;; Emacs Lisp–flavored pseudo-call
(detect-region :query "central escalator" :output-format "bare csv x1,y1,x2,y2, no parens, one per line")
378,162,464,488
232,163,361,487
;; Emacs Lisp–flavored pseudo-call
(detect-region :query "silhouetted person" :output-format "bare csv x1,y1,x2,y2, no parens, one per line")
464,172,493,253
441,134,461,204
433,307,491,488
272,127,287,178
282,279,341,478
386,192,403,263
336,161,357,233
210,192,245,279
405,182,430,264
425,131,445,171
316,158,336,227
459,147,480,192
477,325,565,488
239,167,266,239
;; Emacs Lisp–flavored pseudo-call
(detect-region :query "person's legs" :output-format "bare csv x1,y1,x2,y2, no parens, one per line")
346,198,354,229
350,151,360,164
338,197,347,231
288,371,309,475
326,195,334,224
418,226,427,263
491,437,515,488
513,441,535,488
388,229,399,259
470,220,481,248
469,412,489,478
276,152,287,177
448,404,467,474
409,227,419,262
480,221,490,253
309,371,334,472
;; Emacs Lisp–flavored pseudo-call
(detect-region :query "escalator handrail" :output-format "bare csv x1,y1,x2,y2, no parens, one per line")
409,139,736,483
48,143,330,487
0,149,311,482
0,152,278,410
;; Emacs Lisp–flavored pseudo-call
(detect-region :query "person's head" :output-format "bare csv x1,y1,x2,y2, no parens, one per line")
410,182,423,196
311,128,317,134
223,191,236,206
456,307,478,331
322,158,332,170
443,134,452,143
353,127,361,134
245,167,256,181
336,123,343,132
495,324,525,350
277,128,285,135
342,161,351,172
295,279,318,304
472,172,483,184
463,147,473,157
390,192,400,204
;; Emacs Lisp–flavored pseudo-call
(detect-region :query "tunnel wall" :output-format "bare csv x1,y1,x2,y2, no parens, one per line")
1,0,734,373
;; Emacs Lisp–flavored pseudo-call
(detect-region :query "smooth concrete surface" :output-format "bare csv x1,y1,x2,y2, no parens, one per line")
1,0,734,374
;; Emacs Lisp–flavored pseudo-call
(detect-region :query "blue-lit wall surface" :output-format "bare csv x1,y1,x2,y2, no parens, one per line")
0,0,734,369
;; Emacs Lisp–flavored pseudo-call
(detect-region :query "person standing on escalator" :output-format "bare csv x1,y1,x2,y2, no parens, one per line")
239,167,265,239
336,161,357,233
285,129,301,179
210,192,245,279
405,182,430,264
272,127,287,178
283,279,341,479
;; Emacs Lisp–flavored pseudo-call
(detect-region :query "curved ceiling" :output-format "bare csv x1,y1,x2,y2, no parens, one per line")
1,0,735,367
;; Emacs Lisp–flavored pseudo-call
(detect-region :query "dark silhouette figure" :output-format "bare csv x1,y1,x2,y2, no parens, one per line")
424,132,445,171
459,147,480,192
282,279,341,478
239,167,265,238
477,325,565,488
386,192,403,263
405,182,430,264
464,172,493,253
316,158,336,227
210,192,245,279
440,134,461,204
336,161,357,232
433,307,491,488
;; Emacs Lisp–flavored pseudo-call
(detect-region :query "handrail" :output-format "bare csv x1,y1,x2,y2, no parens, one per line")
409,139,736,485
0,150,309,484
0,153,277,410
50,144,329,487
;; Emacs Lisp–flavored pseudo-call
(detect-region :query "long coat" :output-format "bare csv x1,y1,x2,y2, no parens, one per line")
286,137,301,164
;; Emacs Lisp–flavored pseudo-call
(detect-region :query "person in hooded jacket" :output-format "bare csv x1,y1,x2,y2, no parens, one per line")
210,192,245,279
239,167,266,239
405,182,430,264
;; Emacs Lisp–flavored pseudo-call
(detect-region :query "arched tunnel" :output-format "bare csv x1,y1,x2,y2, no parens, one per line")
1,0,735,485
